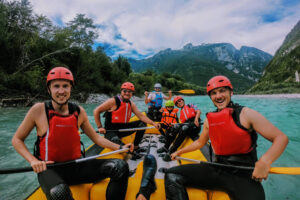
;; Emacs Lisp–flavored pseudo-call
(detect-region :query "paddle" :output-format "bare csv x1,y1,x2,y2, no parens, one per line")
81,126,155,134
174,89,195,95
163,89,195,95
176,156,300,175
0,148,129,175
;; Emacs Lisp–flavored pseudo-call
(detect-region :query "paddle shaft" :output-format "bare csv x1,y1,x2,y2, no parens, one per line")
176,157,300,175
162,89,195,94
104,126,155,133
0,148,129,175
80,126,155,134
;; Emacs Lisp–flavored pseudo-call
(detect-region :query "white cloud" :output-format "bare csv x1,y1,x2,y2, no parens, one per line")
30,0,300,57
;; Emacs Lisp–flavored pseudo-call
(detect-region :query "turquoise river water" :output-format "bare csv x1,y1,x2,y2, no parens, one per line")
0,95,299,199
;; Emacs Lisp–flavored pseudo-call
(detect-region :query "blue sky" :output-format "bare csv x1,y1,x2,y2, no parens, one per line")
30,0,300,60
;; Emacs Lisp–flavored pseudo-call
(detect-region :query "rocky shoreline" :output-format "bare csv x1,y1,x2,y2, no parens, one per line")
1,93,300,107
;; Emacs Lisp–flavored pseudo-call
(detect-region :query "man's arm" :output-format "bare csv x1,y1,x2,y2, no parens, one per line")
163,90,172,100
93,98,115,133
83,107,133,151
144,91,150,105
243,107,289,181
194,109,201,127
11,103,54,173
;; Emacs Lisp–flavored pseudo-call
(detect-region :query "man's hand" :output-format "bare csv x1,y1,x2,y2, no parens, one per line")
123,143,134,152
252,159,271,182
170,152,180,160
153,122,161,129
194,119,200,127
98,127,106,134
144,91,149,97
31,160,54,173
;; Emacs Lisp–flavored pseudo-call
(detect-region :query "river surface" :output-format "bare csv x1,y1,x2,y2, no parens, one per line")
0,95,300,199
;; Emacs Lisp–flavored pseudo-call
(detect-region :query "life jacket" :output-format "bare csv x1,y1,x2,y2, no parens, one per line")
180,104,196,123
36,101,81,162
206,103,257,166
105,96,132,126
148,92,163,108
161,108,178,125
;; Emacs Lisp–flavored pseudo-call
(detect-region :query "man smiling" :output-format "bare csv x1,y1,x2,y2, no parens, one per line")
164,75,289,200
12,67,133,200
94,82,160,155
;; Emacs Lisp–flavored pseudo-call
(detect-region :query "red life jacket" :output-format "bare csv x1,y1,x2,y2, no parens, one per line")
161,108,178,125
111,96,132,123
38,102,81,162
207,107,253,156
180,105,196,123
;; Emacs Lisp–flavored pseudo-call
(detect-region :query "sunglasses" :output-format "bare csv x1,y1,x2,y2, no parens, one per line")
154,87,161,90
122,89,133,94
166,106,174,108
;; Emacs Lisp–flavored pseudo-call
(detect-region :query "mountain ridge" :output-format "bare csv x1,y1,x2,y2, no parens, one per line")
129,43,272,92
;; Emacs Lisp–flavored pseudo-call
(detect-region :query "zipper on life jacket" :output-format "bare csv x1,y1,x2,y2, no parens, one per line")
124,103,128,123
45,128,50,161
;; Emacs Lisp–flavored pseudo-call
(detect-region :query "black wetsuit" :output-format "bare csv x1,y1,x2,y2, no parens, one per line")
38,159,129,200
164,163,264,200
168,118,200,154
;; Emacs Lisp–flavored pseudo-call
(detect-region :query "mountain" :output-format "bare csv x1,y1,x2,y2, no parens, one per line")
247,20,300,94
129,43,272,92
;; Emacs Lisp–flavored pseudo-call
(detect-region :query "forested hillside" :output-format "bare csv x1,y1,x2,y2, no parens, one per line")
0,0,203,102
247,20,300,94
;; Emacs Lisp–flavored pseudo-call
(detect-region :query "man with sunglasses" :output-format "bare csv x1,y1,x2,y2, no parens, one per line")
94,82,160,157
144,83,172,121
162,96,201,161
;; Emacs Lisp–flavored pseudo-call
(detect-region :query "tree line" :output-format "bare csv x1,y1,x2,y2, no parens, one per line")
0,0,205,101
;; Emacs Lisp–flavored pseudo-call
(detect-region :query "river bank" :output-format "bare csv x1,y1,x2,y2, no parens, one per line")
1,93,300,107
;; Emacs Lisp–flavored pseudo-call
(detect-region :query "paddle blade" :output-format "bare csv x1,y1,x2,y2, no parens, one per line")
270,167,300,175
178,89,195,94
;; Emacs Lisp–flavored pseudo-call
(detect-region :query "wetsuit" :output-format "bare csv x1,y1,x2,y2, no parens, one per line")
104,96,146,146
164,103,264,200
36,101,129,200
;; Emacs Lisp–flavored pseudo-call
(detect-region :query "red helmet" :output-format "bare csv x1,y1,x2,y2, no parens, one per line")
207,75,233,94
121,82,135,91
47,67,74,85
173,96,184,105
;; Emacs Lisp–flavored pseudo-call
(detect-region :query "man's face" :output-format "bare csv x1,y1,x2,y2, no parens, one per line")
121,89,133,100
154,87,161,92
209,87,233,111
175,99,184,108
48,79,72,105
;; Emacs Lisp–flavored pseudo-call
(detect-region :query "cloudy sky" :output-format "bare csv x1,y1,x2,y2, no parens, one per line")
30,0,300,59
